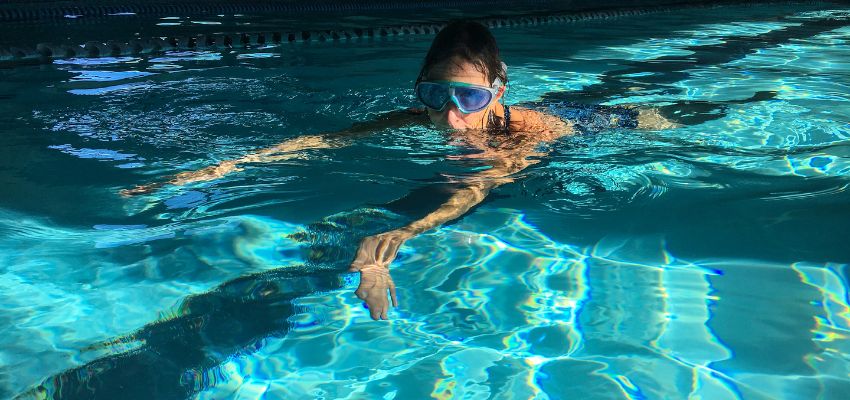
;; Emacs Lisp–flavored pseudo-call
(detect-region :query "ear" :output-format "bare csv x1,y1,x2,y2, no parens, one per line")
495,84,506,100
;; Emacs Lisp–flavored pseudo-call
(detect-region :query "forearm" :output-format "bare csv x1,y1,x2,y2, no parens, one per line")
235,134,335,164
399,180,499,237
236,108,424,164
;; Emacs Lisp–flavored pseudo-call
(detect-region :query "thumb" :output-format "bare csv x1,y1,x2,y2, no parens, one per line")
348,261,363,273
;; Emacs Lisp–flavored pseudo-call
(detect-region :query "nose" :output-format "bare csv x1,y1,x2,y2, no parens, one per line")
445,104,468,130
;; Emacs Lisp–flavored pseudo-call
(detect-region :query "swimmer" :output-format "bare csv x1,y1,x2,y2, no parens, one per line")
122,20,679,320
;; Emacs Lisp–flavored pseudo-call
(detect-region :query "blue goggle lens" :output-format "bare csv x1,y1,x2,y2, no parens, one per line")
454,86,493,112
416,82,450,110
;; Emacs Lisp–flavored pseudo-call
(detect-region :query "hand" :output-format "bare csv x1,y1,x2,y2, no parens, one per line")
119,180,166,197
348,230,411,320
351,265,397,320
635,107,683,130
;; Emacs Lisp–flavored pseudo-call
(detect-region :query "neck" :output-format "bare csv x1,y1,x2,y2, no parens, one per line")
481,102,504,127
490,102,511,132
492,102,505,120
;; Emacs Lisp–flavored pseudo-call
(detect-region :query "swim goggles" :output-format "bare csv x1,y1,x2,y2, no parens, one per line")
415,78,503,114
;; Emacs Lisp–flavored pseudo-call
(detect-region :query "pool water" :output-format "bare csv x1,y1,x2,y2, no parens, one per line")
1,3,849,399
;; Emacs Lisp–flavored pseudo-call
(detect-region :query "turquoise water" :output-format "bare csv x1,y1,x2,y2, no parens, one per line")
1,4,849,399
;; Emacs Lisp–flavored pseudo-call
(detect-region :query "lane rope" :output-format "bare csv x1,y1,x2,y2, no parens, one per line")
0,1,834,64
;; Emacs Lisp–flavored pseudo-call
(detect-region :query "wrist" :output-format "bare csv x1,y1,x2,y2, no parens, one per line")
396,226,418,239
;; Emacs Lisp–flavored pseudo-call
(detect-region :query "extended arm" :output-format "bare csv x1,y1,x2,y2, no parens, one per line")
121,108,426,196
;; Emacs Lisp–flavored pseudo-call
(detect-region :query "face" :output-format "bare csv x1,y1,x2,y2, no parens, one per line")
421,58,505,130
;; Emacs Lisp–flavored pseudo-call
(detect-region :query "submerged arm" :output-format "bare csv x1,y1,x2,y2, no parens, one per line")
399,157,527,237
349,147,541,320
121,108,426,196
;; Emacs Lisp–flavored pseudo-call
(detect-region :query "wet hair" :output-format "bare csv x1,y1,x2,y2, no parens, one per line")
416,20,507,86
416,20,509,132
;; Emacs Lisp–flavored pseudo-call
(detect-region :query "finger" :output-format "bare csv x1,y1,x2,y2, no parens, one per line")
120,185,149,197
350,242,375,270
376,245,399,269
380,304,388,320
386,239,403,262
377,239,395,264
375,237,389,262
355,238,377,264
390,285,398,308
370,303,382,320
348,261,363,272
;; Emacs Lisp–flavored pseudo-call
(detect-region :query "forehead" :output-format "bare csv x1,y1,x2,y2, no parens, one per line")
426,57,489,85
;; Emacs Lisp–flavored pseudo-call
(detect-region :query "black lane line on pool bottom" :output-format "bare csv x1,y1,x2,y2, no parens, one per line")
16,208,406,400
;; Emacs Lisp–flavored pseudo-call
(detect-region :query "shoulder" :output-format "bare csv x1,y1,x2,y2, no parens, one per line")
375,107,426,118
509,106,573,138
404,107,427,115
374,107,428,123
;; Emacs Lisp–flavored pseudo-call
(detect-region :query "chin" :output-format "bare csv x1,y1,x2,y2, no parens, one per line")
434,122,468,131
